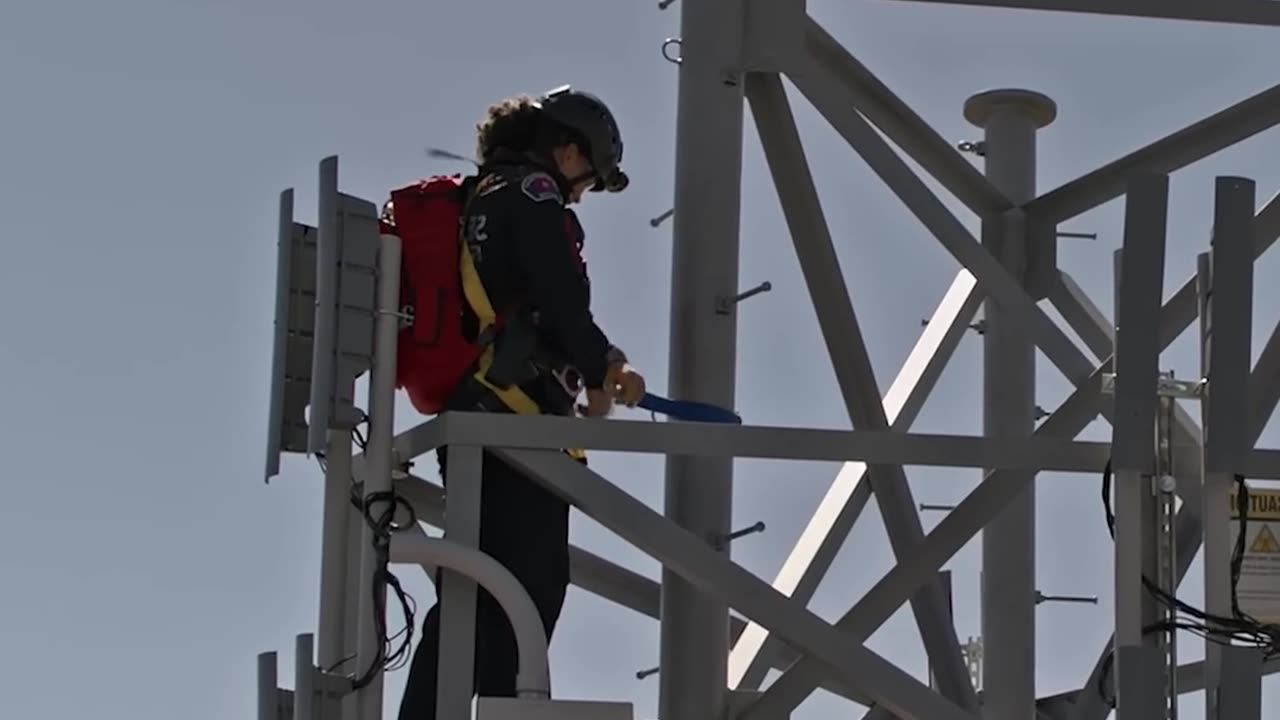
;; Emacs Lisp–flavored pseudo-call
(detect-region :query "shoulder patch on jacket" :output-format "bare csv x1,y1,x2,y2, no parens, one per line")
520,172,562,204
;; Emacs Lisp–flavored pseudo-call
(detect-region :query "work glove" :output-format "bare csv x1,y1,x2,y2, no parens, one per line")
607,361,646,408
577,362,646,417
579,387,614,418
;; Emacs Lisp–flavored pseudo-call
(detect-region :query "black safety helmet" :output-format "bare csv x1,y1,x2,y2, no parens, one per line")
536,85,629,193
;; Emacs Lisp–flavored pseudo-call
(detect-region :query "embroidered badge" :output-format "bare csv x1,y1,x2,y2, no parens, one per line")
520,172,562,204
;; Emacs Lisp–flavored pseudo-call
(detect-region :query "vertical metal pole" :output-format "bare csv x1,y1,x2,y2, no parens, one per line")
318,429,354,673
341,497,364,720
295,633,315,720
435,445,483,720
661,0,744,718
1200,177,1257,720
963,88,1056,720
353,234,403,720
928,570,955,692
1108,174,1170,720
258,652,279,720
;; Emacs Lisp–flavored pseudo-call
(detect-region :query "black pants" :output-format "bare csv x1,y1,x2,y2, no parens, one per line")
396,446,571,719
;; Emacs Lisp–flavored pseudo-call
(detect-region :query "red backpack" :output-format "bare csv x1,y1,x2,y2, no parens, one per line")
380,175,486,415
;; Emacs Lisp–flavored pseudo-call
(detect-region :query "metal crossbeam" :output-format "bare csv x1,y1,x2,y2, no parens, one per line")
880,0,1280,26
390,472,876,706
727,270,981,690
746,71,978,710
1025,82,1280,224
496,448,979,720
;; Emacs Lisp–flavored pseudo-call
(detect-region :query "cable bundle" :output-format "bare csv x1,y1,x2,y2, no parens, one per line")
315,426,420,689
1097,460,1280,705
349,485,419,688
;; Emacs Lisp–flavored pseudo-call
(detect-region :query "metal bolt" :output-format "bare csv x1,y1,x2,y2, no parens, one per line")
957,140,986,156
1035,591,1099,606
716,282,772,315
715,521,766,549
636,666,659,680
650,207,674,228
1057,231,1098,241
658,0,678,8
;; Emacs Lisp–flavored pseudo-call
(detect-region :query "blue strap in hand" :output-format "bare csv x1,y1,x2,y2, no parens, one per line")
637,393,742,424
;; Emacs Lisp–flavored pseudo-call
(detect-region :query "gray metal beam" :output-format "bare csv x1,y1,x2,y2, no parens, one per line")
745,70,977,711
1046,272,1114,361
1201,177,1257,720
406,412,1180,473
728,270,982,691
801,17,1012,216
390,413,1280,479
965,88,1055,720
878,0,1280,26
1108,174,1170,720
661,1,746,717
1248,313,1280,441
1025,83,1280,224
496,448,979,720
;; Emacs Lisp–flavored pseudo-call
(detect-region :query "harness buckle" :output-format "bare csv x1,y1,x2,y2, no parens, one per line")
552,366,584,398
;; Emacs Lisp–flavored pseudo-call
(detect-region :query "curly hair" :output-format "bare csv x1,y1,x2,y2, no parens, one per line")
474,94,581,165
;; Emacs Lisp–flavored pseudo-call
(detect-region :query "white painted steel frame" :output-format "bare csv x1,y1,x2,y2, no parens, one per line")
289,2,1280,719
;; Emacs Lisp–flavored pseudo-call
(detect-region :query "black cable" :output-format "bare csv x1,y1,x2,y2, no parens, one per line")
1097,459,1280,706
350,488,419,689
311,418,415,687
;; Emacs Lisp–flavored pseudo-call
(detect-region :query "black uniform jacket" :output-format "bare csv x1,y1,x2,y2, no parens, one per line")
456,157,614,414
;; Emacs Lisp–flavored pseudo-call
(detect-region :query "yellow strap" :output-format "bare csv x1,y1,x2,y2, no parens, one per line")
457,215,586,462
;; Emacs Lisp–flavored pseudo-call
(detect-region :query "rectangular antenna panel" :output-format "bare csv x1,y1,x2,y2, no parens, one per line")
265,189,320,481
306,155,381,455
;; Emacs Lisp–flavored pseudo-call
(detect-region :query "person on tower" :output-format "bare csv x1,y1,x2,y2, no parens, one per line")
393,85,647,719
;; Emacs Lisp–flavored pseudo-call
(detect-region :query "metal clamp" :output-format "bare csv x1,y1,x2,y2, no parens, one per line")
1100,372,1207,399
662,38,683,65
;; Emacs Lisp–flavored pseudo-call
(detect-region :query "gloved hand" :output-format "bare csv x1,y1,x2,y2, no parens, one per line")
579,387,614,418
607,361,646,407
576,362,646,417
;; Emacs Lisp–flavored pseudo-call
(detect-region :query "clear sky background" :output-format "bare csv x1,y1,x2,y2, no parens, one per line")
3,1,1280,719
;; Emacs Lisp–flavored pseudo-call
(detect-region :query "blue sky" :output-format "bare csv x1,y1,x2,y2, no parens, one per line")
2,1,1279,718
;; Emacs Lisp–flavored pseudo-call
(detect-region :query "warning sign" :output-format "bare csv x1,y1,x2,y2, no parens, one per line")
1250,525,1280,554
1229,484,1280,622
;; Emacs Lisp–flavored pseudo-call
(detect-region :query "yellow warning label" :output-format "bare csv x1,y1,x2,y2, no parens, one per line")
1251,525,1280,554
1230,486,1280,521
